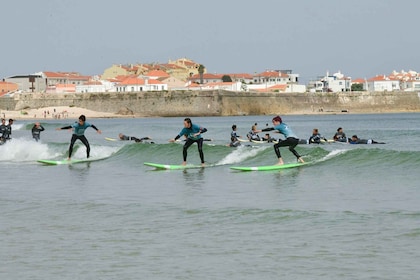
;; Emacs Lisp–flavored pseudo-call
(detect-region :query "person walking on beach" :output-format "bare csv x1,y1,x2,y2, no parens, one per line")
31,122,45,142
169,117,208,167
262,115,304,165
56,115,101,160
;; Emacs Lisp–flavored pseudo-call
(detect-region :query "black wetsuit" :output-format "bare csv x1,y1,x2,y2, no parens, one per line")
32,125,45,141
174,124,207,164
120,134,151,142
61,121,99,158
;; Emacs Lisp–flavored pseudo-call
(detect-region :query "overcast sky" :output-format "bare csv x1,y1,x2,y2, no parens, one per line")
1,0,419,83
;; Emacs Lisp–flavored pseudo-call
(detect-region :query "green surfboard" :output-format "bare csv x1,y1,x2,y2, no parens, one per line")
230,162,308,171
144,162,212,170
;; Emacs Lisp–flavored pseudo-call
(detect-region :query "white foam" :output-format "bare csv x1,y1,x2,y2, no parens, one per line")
0,138,120,162
0,138,53,162
217,146,269,165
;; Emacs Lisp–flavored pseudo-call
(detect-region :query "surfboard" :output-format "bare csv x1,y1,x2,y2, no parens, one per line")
230,162,308,171
38,157,105,165
144,162,212,170
105,137,118,141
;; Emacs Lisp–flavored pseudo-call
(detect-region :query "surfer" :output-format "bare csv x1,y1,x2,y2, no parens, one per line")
31,122,45,142
262,133,276,143
169,117,208,167
56,115,102,160
231,124,241,141
246,124,262,141
0,118,6,143
0,119,14,143
308,128,328,144
348,135,385,144
333,127,347,142
118,133,152,143
262,115,304,165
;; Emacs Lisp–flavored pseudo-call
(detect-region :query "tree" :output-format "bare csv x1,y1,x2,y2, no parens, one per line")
222,75,232,82
198,64,205,84
351,83,364,91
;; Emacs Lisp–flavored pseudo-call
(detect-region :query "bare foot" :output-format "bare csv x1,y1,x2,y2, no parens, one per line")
298,157,305,163
275,158,284,165
67,158,71,161
201,163,205,167
181,161,187,166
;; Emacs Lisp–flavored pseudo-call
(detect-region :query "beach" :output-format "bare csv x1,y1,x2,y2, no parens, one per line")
0,106,125,121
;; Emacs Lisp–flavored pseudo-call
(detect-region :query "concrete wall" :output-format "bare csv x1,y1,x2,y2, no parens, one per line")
1,90,420,116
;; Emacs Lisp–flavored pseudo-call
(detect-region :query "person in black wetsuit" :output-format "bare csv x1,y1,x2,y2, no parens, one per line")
0,118,7,143
1,119,14,142
169,117,208,166
118,133,152,143
348,135,385,144
32,122,45,141
56,115,102,160
333,127,347,142
309,128,327,144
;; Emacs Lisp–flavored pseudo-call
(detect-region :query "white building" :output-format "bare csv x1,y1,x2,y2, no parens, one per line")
115,76,168,92
366,75,400,92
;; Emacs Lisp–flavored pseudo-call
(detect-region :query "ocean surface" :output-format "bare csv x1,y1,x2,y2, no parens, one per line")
1,113,419,280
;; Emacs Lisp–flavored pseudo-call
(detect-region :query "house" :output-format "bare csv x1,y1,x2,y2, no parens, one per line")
0,81,19,96
187,73,224,84
388,70,420,91
3,73,46,93
115,76,168,92
101,64,143,80
44,71,90,87
366,75,400,92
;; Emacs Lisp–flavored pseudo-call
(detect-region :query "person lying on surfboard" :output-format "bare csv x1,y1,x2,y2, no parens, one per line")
348,135,385,144
56,114,102,160
169,117,208,167
118,133,152,143
262,115,305,165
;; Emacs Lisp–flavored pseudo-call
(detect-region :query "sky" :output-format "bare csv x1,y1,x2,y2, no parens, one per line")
1,0,419,84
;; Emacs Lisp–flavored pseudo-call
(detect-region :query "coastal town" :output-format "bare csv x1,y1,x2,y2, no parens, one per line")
1,57,420,96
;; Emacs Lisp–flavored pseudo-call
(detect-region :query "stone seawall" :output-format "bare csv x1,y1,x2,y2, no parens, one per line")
1,90,420,116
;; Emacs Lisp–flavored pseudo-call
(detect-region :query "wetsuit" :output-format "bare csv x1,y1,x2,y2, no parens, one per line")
120,134,151,142
333,132,347,142
348,138,385,144
247,130,260,141
263,122,302,160
2,124,12,140
32,124,45,141
61,121,99,158
0,124,6,141
309,133,326,144
231,130,240,140
174,123,207,164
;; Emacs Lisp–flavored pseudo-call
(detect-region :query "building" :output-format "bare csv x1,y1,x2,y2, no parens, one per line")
3,73,46,93
366,75,400,92
0,81,19,96
115,76,168,92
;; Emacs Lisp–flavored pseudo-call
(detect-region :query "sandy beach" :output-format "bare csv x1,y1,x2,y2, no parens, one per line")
0,106,126,121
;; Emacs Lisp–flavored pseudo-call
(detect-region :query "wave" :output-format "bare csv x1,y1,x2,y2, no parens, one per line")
2,138,419,169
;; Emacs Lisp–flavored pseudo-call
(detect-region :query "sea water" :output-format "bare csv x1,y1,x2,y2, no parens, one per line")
1,113,419,279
